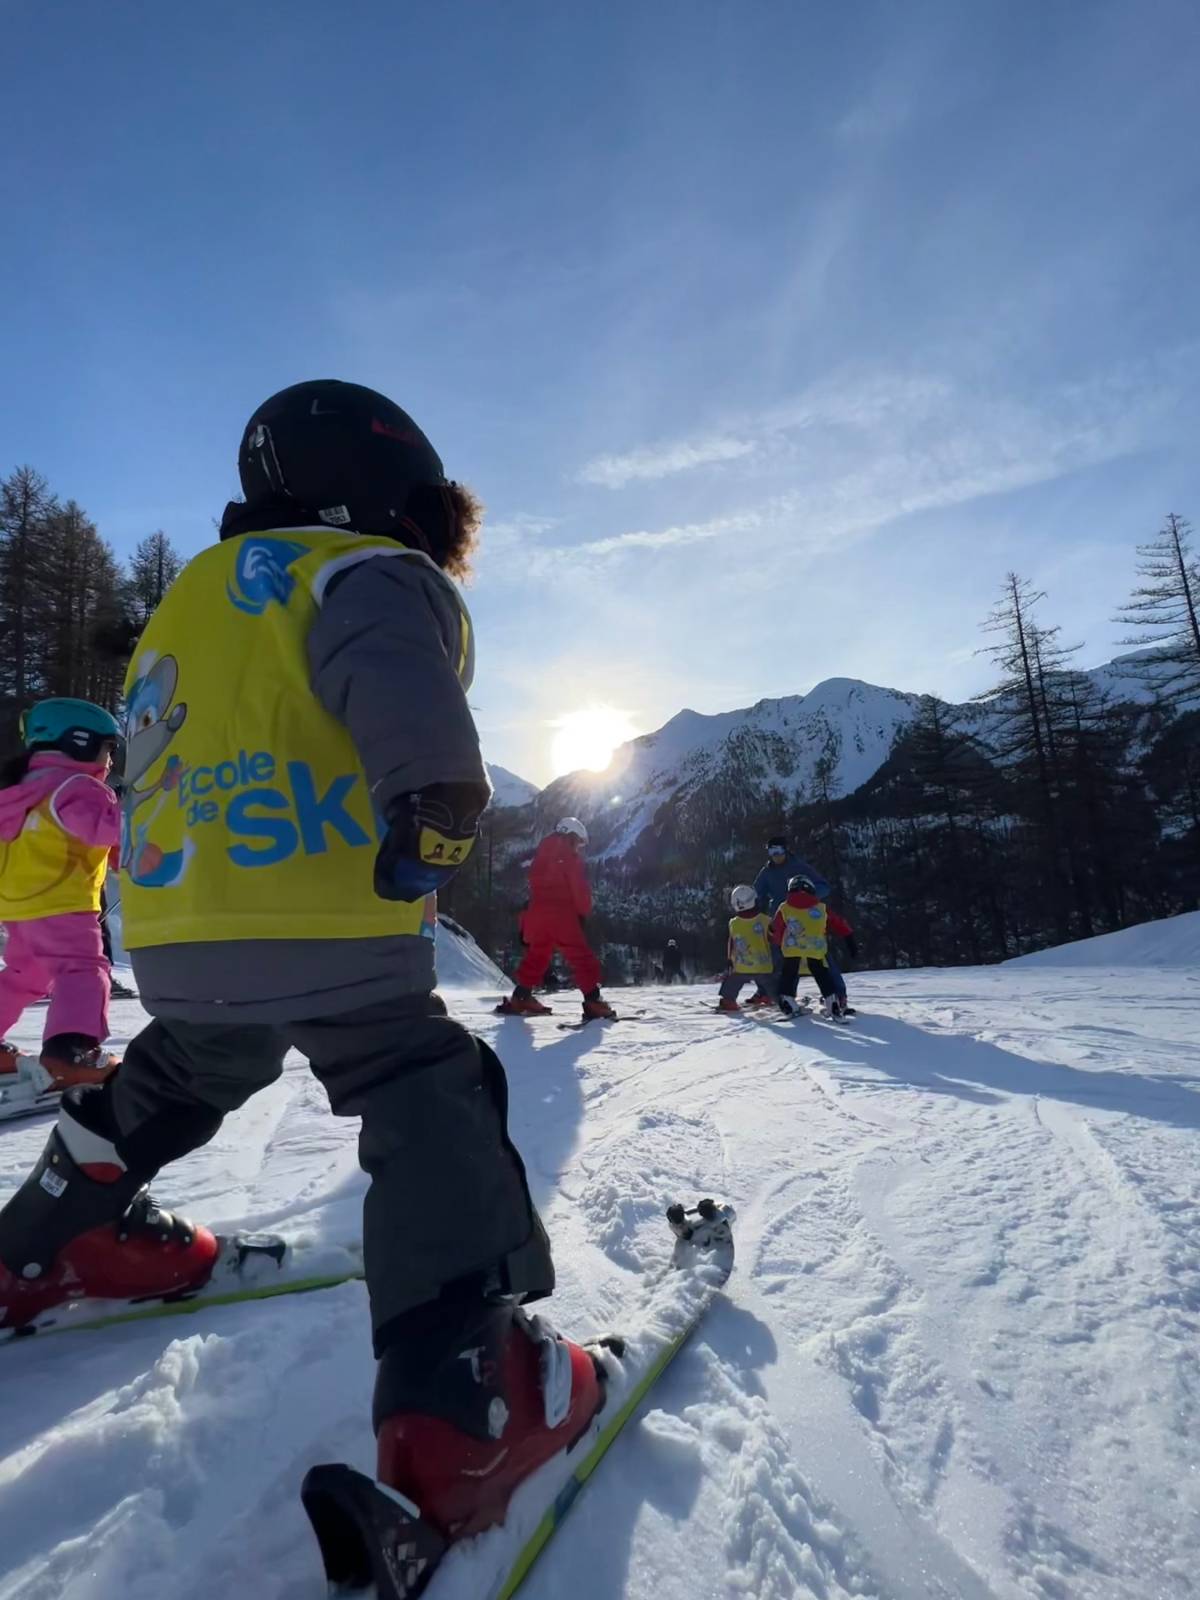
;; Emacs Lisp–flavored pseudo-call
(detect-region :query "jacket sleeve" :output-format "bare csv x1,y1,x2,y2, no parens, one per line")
306,555,488,814
51,777,122,850
769,909,785,946
796,858,831,899
827,909,853,939
753,864,770,913
567,850,592,918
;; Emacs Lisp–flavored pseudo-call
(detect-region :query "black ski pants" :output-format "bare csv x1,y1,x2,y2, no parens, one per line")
103,995,554,1354
779,956,838,1001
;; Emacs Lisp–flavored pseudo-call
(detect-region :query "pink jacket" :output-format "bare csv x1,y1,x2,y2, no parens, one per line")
0,753,121,862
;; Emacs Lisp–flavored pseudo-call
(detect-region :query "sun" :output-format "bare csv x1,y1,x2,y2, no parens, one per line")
550,707,638,778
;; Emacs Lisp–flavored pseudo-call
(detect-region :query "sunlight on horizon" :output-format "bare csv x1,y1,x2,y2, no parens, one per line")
550,707,639,778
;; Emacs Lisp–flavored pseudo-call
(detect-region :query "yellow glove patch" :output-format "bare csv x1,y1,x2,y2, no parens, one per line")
418,826,475,868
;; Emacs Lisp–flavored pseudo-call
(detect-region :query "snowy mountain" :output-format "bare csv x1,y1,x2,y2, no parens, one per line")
536,677,925,864
486,762,541,809
4,932,1197,1599
520,651,1180,868
454,647,1197,980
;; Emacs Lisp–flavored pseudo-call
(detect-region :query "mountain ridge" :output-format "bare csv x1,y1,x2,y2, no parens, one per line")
501,649,1175,862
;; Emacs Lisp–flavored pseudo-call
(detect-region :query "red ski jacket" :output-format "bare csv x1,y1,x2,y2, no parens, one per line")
526,833,592,919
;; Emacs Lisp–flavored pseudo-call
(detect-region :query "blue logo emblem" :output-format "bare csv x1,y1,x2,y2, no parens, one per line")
227,537,308,615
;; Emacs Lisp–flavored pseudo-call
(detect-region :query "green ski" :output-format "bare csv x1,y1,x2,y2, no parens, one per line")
301,1199,735,1600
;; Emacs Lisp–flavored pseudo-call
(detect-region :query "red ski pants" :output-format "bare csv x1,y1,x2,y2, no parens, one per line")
515,906,601,995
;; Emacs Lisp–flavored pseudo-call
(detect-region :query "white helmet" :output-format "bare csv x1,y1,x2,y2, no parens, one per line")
731,883,757,912
556,816,589,844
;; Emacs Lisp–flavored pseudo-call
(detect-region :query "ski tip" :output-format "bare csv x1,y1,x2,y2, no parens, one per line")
666,1197,735,1249
301,1462,448,1600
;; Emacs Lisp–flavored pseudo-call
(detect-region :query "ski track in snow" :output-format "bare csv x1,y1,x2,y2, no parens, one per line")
1,956,1199,1599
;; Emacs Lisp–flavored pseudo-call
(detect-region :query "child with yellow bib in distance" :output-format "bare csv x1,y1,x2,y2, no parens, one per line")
771,874,857,1019
717,883,779,1012
0,699,122,1088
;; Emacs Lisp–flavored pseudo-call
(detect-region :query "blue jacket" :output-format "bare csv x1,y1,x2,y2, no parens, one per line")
754,854,831,915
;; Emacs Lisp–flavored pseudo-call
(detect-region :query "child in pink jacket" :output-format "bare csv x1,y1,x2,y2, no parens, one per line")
0,699,123,1087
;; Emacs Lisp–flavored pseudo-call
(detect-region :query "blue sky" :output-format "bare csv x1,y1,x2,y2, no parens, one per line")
3,0,1198,783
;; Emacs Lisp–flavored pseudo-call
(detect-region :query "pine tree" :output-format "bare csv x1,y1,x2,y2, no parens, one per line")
1116,513,1200,704
40,502,124,708
126,530,185,625
0,466,56,738
975,574,1073,943
902,696,997,962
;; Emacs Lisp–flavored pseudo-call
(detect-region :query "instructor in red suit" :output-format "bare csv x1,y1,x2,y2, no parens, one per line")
497,818,616,1022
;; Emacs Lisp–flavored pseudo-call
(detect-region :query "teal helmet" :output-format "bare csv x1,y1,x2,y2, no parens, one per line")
20,698,121,761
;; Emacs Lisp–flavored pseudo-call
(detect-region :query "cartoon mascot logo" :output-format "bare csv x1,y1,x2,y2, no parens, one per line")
121,653,192,888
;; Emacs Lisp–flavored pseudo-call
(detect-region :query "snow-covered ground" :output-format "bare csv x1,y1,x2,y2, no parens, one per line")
2,921,1198,1599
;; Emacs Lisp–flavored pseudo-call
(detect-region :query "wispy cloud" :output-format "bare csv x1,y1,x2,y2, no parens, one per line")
577,434,756,489
577,509,763,558
500,349,1192,588
590,348,1182,526
484,512,559,543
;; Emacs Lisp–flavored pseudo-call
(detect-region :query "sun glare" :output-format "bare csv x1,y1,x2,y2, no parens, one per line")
550,707,638,778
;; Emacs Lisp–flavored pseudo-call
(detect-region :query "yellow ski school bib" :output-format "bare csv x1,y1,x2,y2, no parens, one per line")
728,913,773,974
0,786,110,921
776,900,829,959
120,529,472,950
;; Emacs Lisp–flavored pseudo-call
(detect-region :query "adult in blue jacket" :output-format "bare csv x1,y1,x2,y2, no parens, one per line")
754,836,830,915
753,836,848,1001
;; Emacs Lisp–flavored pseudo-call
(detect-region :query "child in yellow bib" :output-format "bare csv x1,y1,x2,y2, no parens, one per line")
0,698,122,1087
0,380,605,1546
717,884,779,1012
771,875,856,1018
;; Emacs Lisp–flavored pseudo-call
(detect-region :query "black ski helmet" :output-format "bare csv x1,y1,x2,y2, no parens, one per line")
232,380,446,540
788,874,817,894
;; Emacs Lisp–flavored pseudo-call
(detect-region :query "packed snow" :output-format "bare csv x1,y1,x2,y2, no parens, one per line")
1006,908,1200,971
1,920,1198,1599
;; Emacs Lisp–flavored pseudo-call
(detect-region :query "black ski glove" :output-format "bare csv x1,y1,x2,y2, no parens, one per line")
844,934,859,961
374,782,488,903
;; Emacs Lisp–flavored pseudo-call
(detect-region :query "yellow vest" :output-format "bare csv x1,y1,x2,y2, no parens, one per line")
120,529,472,950
728,913,773,974
0,786,110,921
776,900,828,958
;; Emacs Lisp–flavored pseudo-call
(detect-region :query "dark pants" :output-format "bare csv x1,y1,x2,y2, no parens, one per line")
719,972,776,1003
64,995,552,1353
99,886,113,965
780,956,838,1000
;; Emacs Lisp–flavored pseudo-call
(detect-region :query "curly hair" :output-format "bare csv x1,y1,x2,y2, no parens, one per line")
440,481,485,581
401,481,484,582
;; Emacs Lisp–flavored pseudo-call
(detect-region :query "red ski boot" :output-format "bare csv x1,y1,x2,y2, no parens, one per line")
495,987,553,1017
745,991,775,1009
373,1300,604,1538
717,997,742,1014
0,1088,218,1332
39,1033,120,1089
581,990,617,1021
